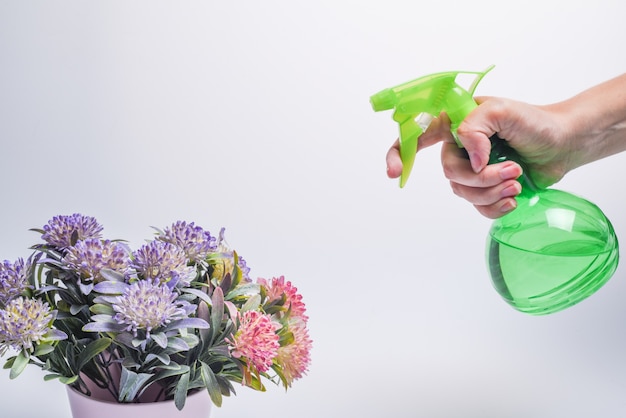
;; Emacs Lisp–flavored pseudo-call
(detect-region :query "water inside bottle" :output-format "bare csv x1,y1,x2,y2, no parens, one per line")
486,189,619,315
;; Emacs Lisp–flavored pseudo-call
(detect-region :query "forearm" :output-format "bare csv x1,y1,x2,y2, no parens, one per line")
553,73,626,169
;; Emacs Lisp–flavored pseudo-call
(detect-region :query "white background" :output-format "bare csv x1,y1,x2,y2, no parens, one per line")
1,1,626,417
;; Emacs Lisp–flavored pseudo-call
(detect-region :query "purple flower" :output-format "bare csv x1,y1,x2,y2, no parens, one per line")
0,259,31,308
237,255,251,282
86,278,209,344
63,239,130,282
158,221,217,262
112,279,194,337
41,214,103,249
0,297,66,354
130,241,195,287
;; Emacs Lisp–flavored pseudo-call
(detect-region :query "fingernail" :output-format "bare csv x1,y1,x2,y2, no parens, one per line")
500,182,522,198
470,152,484,173
499,162,521,180
499,199,517,213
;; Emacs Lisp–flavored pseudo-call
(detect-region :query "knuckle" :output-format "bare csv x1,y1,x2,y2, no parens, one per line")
449,181,464,197
475,204,499,220
442,161,456,181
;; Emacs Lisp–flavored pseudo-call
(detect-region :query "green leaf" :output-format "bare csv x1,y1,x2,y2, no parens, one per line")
118,366,153,402
162,318,209,332
10,351,29,379
3,356,15,369
77,282,94,295
225,283,260,300
89,303,115,315
166,336,190,352
211,287,224,343
146,352,170,365
174,370,190,411
42,328,68,343
93,281,127,294
200,361,222,407
272,364,290,389
181,287,212,305
245,373,266,392
216,374,237,397
99,268,126,282
182,334,200,349
56,300,71,312
77,338,112,370
241,293,262,312
69,304,87,315
196,301,210,343
231,251,243,287
59,375,79,385
154,365,189,381
279,330,295,346
121,358,141,369
158,363,186,371
152,332,168,348
219,272,232,295
82,319,125,333
34,344,55,356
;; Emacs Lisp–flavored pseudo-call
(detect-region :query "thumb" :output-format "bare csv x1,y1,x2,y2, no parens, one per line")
456,115,495,174
458,130,492,174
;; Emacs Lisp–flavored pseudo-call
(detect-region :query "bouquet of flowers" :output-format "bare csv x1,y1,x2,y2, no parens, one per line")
0,214,312,410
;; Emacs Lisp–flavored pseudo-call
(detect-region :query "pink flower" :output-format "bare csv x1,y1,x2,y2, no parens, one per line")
228,311,280,374
276,320,312,387
258,276,308,322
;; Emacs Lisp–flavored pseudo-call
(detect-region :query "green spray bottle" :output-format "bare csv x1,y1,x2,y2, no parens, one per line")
370,66,619,315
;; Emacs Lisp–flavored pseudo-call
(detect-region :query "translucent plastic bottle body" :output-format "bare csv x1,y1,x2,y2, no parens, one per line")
487,189,619,315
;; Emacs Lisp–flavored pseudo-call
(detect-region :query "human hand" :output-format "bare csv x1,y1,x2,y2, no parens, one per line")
387,97,571,218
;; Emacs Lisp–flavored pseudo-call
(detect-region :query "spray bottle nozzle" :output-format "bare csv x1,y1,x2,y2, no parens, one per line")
370,65,495,187
370,88,396,111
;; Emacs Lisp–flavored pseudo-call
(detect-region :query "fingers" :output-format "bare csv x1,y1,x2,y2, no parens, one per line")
474,198,519,219
455,97,504,173
454,178,521,218
455,127,493,174
449,177,521,206
385,115,454,179
441,141,523,218
386,139,402,179
417,114,454,149
384,98,530,219
441,143,521,187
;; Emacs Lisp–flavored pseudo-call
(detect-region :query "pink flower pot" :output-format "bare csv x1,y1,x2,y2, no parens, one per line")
66,386,212,418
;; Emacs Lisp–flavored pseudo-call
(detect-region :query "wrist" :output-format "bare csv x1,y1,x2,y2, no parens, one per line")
554,74,626,169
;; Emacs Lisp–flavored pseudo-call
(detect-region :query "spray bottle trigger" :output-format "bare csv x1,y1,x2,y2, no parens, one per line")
398,118,424,188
